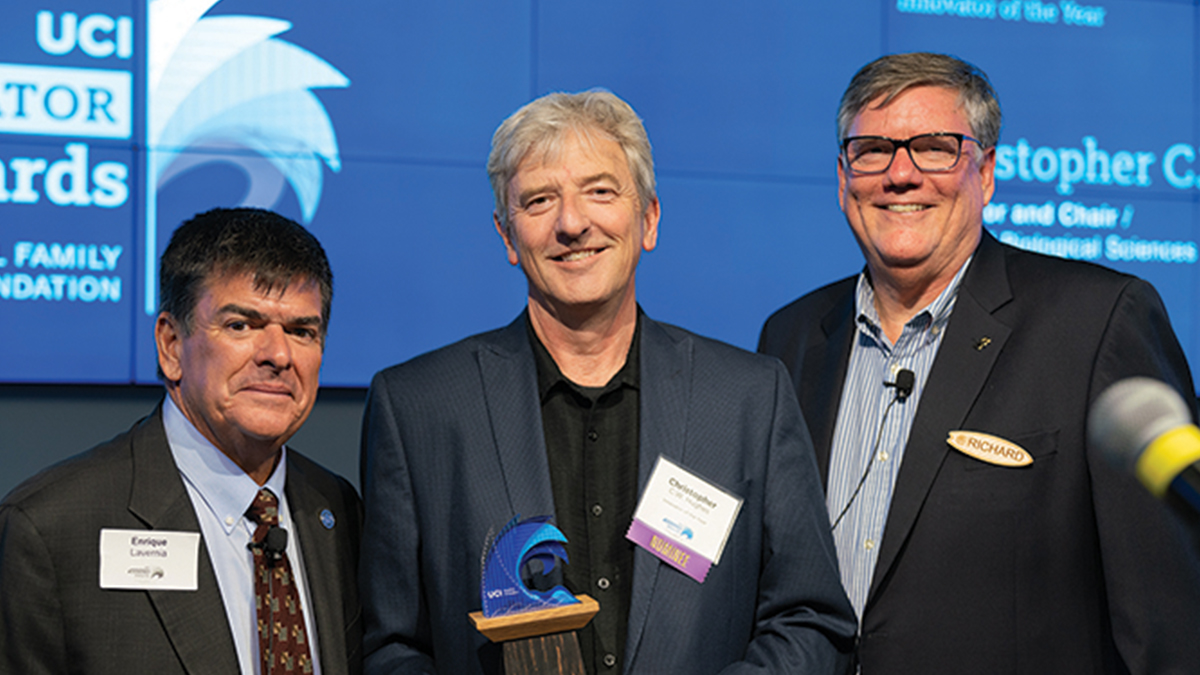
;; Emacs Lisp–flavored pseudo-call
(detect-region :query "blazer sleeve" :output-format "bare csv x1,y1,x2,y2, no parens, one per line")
721,361,857,674
360,371,439,675
1087,278,1200,674
0,503,67,675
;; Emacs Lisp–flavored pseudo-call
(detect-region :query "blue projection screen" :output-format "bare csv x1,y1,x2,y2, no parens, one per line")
0,0,1196,388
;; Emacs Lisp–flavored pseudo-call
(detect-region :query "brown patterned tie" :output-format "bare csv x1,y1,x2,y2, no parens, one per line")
247,488,314,674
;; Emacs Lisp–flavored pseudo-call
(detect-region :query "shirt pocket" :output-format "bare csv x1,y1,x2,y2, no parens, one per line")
945,428,1060,510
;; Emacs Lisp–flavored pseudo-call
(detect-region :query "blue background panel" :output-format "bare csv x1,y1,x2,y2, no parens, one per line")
639,177,861,350
3,0,1200,391
537,0,882,181
0,140,134,382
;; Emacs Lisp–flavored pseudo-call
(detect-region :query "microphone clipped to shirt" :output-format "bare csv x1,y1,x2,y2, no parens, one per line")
887,368,916,402
1089,377,1200,523
249,526,289,563
830,367,917,531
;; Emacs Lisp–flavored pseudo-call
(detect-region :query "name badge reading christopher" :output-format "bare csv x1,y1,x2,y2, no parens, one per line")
625,456,743,583
99,529,200,591
947,431,1033,467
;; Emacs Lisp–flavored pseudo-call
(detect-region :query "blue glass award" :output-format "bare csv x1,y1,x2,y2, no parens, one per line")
469,515,599,672
481,515,578,617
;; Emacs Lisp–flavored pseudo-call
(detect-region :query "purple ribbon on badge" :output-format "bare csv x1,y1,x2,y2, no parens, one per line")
626,519,712,583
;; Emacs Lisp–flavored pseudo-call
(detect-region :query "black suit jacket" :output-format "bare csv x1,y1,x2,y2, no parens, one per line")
759,232,1200,674
0,406,363,675
360,313,856,675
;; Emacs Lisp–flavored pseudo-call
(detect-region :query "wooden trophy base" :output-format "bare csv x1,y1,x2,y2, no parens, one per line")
502,632,585,675
469,594,600,675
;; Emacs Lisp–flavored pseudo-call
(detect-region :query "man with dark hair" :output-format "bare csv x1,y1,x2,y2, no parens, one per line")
0,207,362,675
360,90,856,674
759,52,1200,672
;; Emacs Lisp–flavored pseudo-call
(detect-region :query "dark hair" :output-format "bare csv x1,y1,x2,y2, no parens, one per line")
837,52,1002,149
159,207,333,336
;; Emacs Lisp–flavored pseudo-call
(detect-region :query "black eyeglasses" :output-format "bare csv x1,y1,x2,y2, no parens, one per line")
841,133,982,175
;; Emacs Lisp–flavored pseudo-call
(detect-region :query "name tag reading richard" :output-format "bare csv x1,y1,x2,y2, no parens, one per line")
99,529,200,591
625,456,743,583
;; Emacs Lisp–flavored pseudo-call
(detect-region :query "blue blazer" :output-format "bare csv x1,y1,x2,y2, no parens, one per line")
759,232,1200,674
360,313,856,674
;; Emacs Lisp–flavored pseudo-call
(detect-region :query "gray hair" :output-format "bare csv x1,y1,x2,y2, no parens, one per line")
487,90,656,230
837,52,1002,149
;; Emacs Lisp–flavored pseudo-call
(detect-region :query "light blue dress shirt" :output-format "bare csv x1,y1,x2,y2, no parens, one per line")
164,396,323,675
826,259,969,621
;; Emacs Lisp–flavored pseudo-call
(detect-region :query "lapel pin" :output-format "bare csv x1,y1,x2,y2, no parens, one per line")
320,509,336,529
975,337,992,351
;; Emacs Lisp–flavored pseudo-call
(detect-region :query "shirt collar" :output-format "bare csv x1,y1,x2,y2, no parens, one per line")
163,395,288,535
854,255,973,341
528,310,642,402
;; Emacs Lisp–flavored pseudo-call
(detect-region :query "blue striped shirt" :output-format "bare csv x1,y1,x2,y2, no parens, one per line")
826,259,969,621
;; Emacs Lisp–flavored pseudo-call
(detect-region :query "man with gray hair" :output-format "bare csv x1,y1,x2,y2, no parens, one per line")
760,52,1200,672
361,90,855,674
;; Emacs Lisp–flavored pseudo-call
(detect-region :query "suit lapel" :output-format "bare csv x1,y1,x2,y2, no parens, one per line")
868,234,1013,603
479,313,693,668
127,408,241,675
286,459,348,675
478,314,557,520
803,286,857,485
623,317,691,669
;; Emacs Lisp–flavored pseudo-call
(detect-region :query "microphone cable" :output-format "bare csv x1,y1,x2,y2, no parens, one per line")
831,369,914,531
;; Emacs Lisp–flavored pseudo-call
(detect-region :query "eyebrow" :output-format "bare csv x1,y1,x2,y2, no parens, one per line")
578,172,622,190
514,172,624,208
217,303,323,328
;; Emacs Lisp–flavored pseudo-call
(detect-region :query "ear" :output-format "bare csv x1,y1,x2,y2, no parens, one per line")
494,212,520,266
155,312,184,382
837,155,848,213
641,197,661,252
978,146,997,205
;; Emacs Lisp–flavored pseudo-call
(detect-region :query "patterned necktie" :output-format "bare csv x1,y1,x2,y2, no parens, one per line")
247,488,314,674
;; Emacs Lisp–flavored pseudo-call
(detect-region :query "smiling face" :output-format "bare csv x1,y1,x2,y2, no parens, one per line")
838,86,995,287
496,129,659,322
156,272,324,478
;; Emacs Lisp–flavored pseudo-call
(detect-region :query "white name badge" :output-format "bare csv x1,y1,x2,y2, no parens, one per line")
626,456,743,582
99,529,200,591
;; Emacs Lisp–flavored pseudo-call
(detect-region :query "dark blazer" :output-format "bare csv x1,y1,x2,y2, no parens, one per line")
360,313,857,675
0,406,364,675
759,231,1200,674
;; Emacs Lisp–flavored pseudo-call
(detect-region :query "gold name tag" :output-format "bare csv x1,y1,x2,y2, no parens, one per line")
947,431,1033,467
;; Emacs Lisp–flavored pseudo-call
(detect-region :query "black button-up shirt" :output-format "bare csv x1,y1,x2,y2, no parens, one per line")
530,315,640,674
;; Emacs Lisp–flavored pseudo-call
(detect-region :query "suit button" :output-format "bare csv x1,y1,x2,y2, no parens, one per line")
588,429,599,442
591,504,603,517
597,577,610,590
603,653,617,668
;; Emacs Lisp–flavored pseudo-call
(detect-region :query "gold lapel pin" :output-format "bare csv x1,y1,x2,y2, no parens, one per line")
975,337,992,351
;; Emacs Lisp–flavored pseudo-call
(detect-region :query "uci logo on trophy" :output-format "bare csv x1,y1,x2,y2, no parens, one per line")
469,515,599,675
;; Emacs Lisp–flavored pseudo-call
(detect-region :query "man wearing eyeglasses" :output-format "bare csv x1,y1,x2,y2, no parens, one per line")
759,52,1200,673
